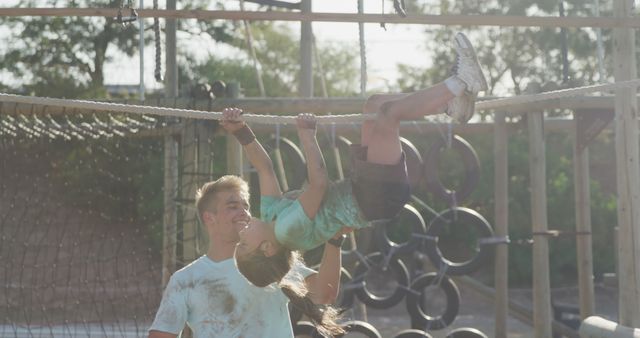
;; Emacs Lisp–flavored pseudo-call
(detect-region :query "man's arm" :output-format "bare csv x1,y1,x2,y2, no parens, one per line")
220,108,281,197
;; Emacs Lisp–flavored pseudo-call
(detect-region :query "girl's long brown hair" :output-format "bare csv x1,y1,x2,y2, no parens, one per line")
237,249,344,337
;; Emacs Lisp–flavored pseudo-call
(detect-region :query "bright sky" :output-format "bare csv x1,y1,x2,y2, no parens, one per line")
103,0,432,94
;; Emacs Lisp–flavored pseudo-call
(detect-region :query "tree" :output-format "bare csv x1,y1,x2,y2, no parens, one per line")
183,21,359,98
396,0,608,101
0,1,144,97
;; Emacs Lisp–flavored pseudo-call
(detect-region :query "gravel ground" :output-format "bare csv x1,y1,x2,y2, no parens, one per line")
338,283,618,338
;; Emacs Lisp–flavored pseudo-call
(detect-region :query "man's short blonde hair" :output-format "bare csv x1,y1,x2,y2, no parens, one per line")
195,175,249,220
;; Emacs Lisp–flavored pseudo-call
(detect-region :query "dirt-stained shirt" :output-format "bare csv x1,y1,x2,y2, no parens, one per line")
148,255,314,338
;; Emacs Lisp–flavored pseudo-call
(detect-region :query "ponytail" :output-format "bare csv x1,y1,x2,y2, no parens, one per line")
281,281,344,337
237,248,344,336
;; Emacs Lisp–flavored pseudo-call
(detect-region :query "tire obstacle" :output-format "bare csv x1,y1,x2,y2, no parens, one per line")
271,132,496,337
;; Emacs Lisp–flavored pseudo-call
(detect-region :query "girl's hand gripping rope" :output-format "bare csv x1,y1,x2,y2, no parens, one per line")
222,107,255,146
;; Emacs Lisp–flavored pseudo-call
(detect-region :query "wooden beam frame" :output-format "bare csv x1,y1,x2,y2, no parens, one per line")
0,8,639,28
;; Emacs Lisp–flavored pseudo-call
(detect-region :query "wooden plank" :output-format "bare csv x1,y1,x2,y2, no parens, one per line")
1,8,640,28
527,110,553,337
573,114,596,319
180,120,199,263
226,83,244,176
612,0,640,326
493,111,509,338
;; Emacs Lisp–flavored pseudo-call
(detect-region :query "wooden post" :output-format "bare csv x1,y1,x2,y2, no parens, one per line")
196,110,215,251
162,0,179,286
613,0,640,326
165,0,178,97
573,115,596,319
299,0,313,97
494,111,509,338
162,134,178,287
181,120,199,262
528,110,553,337
226,83,243,176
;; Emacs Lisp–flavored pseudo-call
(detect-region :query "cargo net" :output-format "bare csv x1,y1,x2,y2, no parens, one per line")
0,107,201,337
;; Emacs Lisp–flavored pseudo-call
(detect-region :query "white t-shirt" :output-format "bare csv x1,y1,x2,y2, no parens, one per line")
149,255,314,338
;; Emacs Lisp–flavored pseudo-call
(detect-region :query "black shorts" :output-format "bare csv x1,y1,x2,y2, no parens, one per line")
349,144,411,221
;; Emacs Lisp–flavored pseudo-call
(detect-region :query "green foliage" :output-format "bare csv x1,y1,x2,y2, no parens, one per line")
182,21,359,97
0,0,141,97
398,0,611,101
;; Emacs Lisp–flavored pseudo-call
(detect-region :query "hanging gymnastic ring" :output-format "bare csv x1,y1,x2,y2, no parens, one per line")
264,136,307,191
337,321,382,338
353,252,410,309
374,204,426,257
424,134,480,204
393,329,434,338
405,272,460,331
446,327,489,338
401,137,425,189
423,207,494,276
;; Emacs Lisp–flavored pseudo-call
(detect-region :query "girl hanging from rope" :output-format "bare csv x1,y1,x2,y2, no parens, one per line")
223,31,487,326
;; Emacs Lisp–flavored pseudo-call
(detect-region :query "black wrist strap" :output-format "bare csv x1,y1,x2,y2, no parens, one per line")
327,234,347,248
232,125,256,145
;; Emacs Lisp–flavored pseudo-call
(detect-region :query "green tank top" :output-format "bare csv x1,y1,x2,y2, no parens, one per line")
260,180,369,251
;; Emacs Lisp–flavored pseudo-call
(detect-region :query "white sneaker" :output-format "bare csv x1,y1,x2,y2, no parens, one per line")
446,91,476,123
452,32,488,95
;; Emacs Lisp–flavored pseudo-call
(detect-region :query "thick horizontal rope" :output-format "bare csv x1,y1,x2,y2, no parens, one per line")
0,79,638,125
477,79,640,111
0,93,368,124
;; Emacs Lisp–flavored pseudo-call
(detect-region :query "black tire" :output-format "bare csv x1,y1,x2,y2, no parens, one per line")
293,321,325,338
319,135,353,181
337,320,382,338
446,327,488,338
424,134,480,204
264,136,307,191
353,252,410,309
424,207,494,276
374,204,427,257
406,272,460,331
289,301,303,325
401,137,424,189
394,329,434,338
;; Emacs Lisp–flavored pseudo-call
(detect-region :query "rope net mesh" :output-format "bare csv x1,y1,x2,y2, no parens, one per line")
0,108,207,337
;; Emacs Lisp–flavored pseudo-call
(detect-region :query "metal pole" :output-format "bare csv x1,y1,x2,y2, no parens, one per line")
139,0,145,101
299,0,313,97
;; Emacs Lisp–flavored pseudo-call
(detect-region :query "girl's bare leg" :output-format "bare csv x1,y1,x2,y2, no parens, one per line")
361,83,455,165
